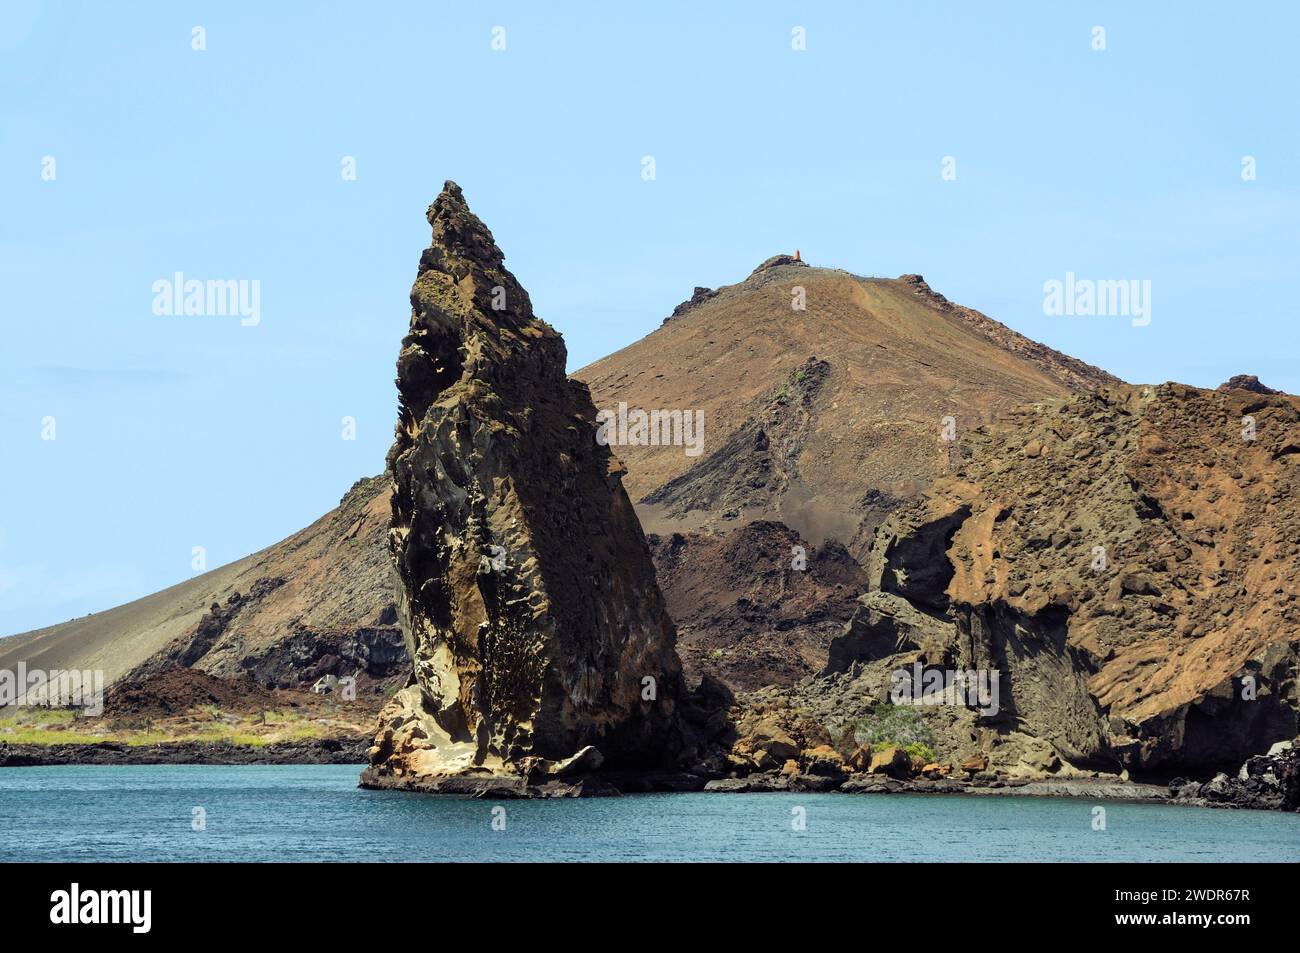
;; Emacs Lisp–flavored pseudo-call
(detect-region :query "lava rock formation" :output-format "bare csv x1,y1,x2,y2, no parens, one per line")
361,182,689,794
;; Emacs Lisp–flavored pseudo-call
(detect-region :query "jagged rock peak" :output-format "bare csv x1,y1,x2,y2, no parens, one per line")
415,179,534,326
1218,374,1280,395
664,285,719,324
366,182,692,795
388,182,554,473
898,273,951,306
424,181,503,273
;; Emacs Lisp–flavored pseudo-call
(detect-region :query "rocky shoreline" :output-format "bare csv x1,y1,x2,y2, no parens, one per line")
1164,741,1300,812
0,737,368,767
701,772,1169,801
5,740,1295,812
356,732,1300,810
356,764,1296,810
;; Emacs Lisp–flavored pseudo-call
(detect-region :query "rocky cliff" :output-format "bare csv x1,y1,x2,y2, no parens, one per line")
825,383,1300,777
361,182,690,794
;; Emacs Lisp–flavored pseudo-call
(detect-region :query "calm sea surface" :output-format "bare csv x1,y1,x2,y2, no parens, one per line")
2,764,1297,862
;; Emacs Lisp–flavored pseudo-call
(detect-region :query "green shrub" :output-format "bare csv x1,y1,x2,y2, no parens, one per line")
850,703,935,759
900,741,937,764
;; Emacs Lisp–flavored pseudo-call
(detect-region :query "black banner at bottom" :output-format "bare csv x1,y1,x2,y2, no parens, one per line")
3,861,1286,939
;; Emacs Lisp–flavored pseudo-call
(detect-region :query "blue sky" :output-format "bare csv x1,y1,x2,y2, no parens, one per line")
2,1,1297,635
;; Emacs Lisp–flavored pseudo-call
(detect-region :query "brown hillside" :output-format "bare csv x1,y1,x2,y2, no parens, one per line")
0,476,406,715
575,259,1118,546
2,257,1119,706
572,259,1118,687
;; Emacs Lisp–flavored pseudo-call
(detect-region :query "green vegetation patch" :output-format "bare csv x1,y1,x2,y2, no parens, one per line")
850,703,937,763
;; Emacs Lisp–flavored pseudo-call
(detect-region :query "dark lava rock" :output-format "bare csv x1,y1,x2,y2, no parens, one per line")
362,181,692,792
1170,740,1300,811
665,286,719,323
1217,374,1280,395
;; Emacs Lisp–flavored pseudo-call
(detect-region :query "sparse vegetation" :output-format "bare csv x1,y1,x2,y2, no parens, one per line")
0,699,356,748
197,703,225,721
900,741,936,763
850,703,936,763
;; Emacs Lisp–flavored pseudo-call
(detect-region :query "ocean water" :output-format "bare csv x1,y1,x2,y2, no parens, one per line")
1,764,1297,862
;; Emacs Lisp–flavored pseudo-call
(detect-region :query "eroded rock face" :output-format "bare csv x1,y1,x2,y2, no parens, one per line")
828,383,1300,775
362,182,686,791
822,590,954,676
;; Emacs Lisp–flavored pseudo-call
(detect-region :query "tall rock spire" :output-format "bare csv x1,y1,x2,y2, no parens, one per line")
363,181,687,794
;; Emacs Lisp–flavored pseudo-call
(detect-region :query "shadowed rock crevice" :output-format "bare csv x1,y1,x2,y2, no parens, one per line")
955,601,1109,766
